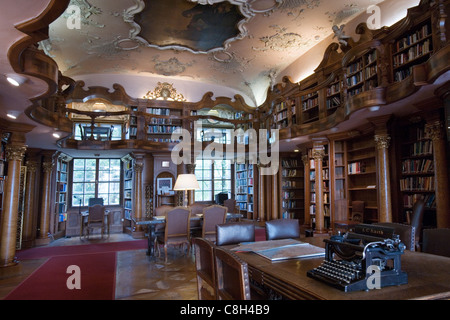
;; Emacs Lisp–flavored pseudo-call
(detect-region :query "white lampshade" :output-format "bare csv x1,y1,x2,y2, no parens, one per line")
173,174,200,191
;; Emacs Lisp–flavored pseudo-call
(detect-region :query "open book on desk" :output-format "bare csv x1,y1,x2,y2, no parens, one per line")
231,239,325,261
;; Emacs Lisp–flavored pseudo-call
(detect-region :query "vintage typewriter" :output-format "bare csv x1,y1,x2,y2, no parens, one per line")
307,224,408,292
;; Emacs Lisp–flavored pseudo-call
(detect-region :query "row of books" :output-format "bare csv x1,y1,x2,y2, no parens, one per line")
282,169,301,178
346,71,363,87
393,40,432,67
282,159,300,168
283,191,302,199
148,138,180,143
236,194,248,202
146,108,171,115
236,186,247,194
148,118,179,125
401,159,433,174
310,192,329,204
282,200,301,209
394,67,413,82
403,193,436,209
147,125,180,134
235,163,247,171
348,161,367,174
59,183,67,192
326,96,341,109
301,97,319,111
400,176,435,191
275,110,288,122
327,81,342,96
282,180,300,188
395,24,430,52
365,65,377,80
409,140,433,156
236,171,247,179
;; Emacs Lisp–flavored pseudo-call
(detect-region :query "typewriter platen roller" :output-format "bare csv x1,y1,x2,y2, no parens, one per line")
307,224,408,292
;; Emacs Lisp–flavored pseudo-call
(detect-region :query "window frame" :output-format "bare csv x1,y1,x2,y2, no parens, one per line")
70,158,122,208
194,158,233,202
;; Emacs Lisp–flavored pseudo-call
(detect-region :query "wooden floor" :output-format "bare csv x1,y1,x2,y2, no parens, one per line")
0,234,199,300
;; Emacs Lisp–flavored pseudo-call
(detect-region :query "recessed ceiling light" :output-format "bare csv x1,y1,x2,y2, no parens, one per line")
53,133,61,139
6,77,20,86
369,106,380,112
294,149,300,153
7,114,17,119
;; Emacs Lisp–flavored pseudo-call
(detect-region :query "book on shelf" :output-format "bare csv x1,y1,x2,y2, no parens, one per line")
400,176,435,191
146,108,171,115
395,23,431,52
401,159,433,174
348,161,366,174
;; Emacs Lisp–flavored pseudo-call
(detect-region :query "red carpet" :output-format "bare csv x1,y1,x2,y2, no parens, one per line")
16,239,147,260
4,252,116,300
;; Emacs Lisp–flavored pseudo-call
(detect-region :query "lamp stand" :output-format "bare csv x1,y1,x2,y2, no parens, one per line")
183,189,188,207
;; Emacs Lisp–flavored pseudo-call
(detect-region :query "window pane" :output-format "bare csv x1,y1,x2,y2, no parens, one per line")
111,159,121,171
98,182,109,193
73,171,85,182
98,171,110,182
73,183,84,194
85,183,95,193
86,159,96,169
85,170,96,182
109,194,120,205
202,191,212,201
99,159,110,171
73,159,85,170
83,195,95,206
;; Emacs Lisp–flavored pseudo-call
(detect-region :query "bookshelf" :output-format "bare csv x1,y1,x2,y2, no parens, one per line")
345,134,378,223
399,121,436,227
273,97,298,129
55,155,70,232
326,77,343,116
392,18,433,82
0,140,6,222
345,49,378,98
330,139,347,224
306,143,330,230
280,154,304,221
145,107,182,143
122,154,134,230
234,161,258,219
127,106,138,139
301,89,319,124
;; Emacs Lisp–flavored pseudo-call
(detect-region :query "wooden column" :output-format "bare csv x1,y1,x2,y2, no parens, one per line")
257,164,265,222
312,145,326,234
21,160,38,248
425,120,450,228
36,159,54,245
0,144,27,267
302,154,311,227
374,134,393,222
133,160,144,235
271,171,279,220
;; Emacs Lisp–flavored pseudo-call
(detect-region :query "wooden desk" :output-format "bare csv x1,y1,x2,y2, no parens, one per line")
232,237,450,300
135,213,243,257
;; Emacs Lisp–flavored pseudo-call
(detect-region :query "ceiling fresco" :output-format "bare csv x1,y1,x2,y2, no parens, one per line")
42,0,394,106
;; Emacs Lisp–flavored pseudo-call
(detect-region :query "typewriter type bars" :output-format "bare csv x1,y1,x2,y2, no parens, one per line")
307,224,408,292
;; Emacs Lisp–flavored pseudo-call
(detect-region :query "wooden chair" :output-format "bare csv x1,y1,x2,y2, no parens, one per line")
155,206,191,262
223,198,237,214
265,219,300,240
192,237,217,300
154,205,173,233
202,205,227,242
85,204,106,238
215,222,255,246
189,202,207,237
214,247,251,300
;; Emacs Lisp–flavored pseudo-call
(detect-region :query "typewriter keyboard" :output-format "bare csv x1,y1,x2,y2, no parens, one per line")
308,259,363,284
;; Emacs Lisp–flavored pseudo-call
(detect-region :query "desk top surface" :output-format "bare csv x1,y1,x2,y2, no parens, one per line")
231,237,450,300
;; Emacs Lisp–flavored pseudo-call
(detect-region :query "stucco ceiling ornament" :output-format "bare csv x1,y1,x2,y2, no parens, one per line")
143,82,187,101
117,0,282,63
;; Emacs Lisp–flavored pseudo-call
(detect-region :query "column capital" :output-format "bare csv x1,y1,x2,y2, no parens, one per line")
425,120,445,141
5,145,27,161
374,134,391,149
301,154,309,166
312,148,325,161
133,163,144,173
42,161,54,173
25,161,39,173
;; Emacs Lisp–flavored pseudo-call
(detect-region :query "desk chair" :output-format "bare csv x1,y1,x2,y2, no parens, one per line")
422,228,450,257
214,247,251,300
192,237,217,300
154,205,173,233
202,205,227,242
223,199,237,213
265,219,300,240
189,203,207,237
215,222,255,246
86,204,106,238
155,206,191,262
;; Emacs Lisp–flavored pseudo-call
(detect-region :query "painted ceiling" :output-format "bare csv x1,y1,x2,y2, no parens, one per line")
42,0,392,106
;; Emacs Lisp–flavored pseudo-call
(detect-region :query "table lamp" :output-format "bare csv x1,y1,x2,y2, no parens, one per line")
173,174,200,207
